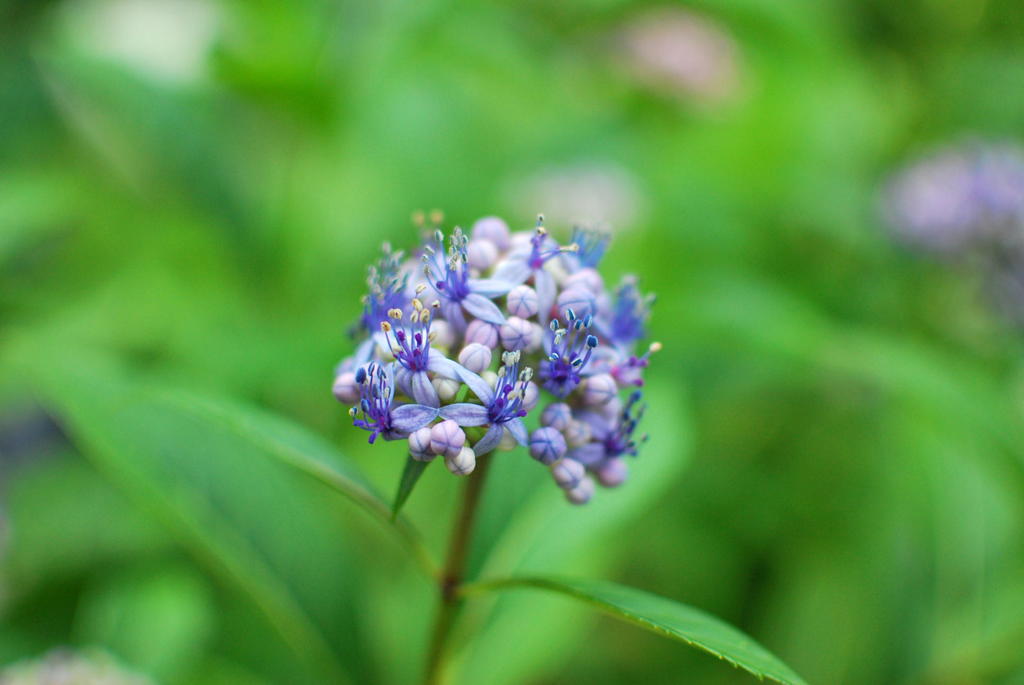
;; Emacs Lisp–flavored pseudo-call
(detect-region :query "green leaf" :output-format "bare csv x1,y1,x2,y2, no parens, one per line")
462,576,807,685
22,357,363,682
392,454,431,519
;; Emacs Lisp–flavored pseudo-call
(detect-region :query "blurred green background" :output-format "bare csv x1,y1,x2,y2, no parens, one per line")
3,0,1024,683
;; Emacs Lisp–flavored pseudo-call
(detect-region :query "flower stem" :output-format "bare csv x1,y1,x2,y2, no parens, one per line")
423,454,493,685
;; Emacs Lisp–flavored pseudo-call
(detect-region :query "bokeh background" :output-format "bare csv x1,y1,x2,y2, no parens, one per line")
3,0,1024,683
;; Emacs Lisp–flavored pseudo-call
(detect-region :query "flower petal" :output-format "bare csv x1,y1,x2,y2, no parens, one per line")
492,258,531,285
443,301,467,334
468,278,516,297
427,349,469,382
534,270,556,324
453,365,495,404
439,403,490,426
411,371,439,407
390,404,440,433
472,424,504,455
505,417,529,445
462,293,506,325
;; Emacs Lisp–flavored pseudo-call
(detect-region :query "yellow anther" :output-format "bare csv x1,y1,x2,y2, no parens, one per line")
649,342,663,353
380,321,392,332
412,298,423,311
415,284,426,294
388,308,403,320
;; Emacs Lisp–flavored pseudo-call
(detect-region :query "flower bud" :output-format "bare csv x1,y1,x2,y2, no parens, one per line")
522,381,540,411
582,373,618,406
432,377,461,402
430,319,455,350
556,287,597,320
506,285,539,318
564,267,604,294
500,316,532,350
471,216,511,250
467,239,499,271
408,427,436,462
465,319,500,348
599,395,623,420
481,370,499,389
551,457,585,489
541,402,572,431
596,458,628,487
564,419,592,448
332,372,359,404
565,476,595,505
529,427,567,464
458,343,493,373
430,420,466,459
526,323,544,352
446,446,476,476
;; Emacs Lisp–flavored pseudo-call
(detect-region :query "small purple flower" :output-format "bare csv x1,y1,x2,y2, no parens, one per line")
349,362,439,444
421,228,513,331
568,390,648,465
380,297,465,407
439,350,533,455
540,309,599,397
359,244,409,333
603,276,655,348
492,220,578,322
569,226,611,268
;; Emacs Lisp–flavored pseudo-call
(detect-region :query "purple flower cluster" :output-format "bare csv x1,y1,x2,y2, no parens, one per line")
884,140,1024,320
884,141,1024,254
333,215,659,504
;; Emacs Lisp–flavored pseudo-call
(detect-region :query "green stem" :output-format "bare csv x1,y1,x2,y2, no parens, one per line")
423,454,493,685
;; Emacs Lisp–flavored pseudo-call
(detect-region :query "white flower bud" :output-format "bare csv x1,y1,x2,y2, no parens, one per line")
458,343,493,374
432,377,461,402
430,319,455,351
481,370,499,389
446,445,476,476
471,216,511,250
564,268,604,294
551,458,585,489
596,458,628,487
506,285,539,318
465,320,500,348
564,419,592,448
430,419,466,459
467,239,499,271
541,403,572,431
526,323,544,352
566,476,595,505
500,316,532,350
582,373,618,406
522,381,540,411
556,287,597,320
332,372,360,404
409,427,436,462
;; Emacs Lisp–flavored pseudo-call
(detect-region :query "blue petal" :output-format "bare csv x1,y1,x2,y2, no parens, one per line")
468,278,516,297
492,258,531,285
411,371,439,407
427,349,462,378
442,301,467,334
453,365,495,404
505,417,528,445
390,404,439,433
473,424,504,455
462,293,507,325
534,270,556,324
439,403,489,426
